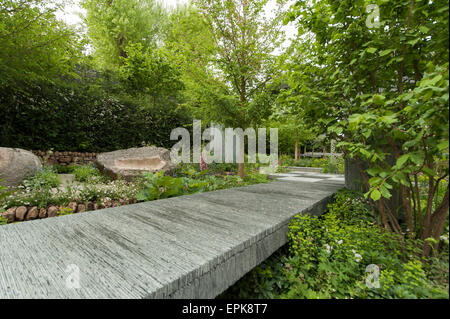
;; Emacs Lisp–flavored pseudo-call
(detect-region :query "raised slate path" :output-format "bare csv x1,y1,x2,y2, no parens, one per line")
0,172,344,299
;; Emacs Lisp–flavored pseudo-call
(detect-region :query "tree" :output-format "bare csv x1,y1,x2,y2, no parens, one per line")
165,5,226,123
286,0,449,256
0,0,83,86
119,43,184,107
194,0,286,178
81,0,168,69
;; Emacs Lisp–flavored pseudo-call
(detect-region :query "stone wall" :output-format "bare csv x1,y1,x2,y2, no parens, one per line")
32,150,97,166
1,199,137,224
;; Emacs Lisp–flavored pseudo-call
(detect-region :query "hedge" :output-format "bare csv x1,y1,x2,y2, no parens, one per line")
0,80,191,152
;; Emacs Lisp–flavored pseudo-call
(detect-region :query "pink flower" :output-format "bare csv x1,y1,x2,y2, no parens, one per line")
200,153,208,171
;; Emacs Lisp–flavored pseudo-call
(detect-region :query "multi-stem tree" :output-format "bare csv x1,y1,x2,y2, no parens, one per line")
194,0,285,178
286,0,449,256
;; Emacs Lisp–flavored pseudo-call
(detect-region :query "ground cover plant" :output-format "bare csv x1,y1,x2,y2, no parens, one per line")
220,189,449,299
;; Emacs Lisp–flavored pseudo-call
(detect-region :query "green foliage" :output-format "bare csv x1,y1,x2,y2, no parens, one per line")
136,165,270,202
73,165,104,183
22,166,61,191
283,0,449,247
0,79,191,152
0,178,11,202
81,0,168,69
57,207,73,216
136,171,185,201
191,0,286,128
54,165,76,174
0,0,83,86
221,189,449,299
119,43,184,102
0,177,13,218
279,156,345,174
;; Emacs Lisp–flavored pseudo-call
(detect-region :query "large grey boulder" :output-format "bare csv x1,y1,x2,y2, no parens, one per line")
0,147,42,187
96,147,176,181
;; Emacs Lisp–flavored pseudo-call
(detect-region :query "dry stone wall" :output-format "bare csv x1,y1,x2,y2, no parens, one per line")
32,150,97,166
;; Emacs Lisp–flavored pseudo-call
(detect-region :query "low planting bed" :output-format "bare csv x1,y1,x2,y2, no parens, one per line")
279,155,345,175
219,189,449,299
0,162,270,225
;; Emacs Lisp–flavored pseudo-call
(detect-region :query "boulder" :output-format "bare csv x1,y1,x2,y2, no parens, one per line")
26,206,39,221
68,202,78,213
4,207,16,223
15,206,28,221
77,204,86,213
39,208,47,219
0,147,42,187
96,147,176,181
47,206,58,218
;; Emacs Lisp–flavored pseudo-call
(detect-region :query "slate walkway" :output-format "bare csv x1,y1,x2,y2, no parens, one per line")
0,172,344,299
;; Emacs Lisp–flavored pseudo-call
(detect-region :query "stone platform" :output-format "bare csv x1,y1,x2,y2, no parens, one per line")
0,172,344,299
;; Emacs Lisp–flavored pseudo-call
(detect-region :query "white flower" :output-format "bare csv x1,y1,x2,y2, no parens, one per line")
325,244,333,254
354,253,362,263
337,240,343,245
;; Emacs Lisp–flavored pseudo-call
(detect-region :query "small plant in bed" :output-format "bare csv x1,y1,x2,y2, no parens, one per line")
22,166,61,190
73,165,107,183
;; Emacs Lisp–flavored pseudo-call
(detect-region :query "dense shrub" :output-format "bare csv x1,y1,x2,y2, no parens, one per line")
0,80,191,152
220,189,449,299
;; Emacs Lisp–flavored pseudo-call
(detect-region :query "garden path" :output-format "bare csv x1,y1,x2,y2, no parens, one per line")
0,172,344,298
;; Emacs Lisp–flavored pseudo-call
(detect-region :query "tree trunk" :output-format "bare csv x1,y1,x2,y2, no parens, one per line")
295,128,299,161
423,186,449,257
238,162,245,179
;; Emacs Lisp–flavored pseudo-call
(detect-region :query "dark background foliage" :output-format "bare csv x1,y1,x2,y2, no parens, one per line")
0,79,192,152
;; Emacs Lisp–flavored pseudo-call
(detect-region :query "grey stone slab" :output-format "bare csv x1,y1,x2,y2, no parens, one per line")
277,176,323,183
0,178,343,299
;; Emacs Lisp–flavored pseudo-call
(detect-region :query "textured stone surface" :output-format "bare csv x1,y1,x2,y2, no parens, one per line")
0,147,42,187
4,208,16,223
39,208,47,219
15,206,27,221
96,147,176,181
47,206,58,218
0,172,343,299
26,207,38,221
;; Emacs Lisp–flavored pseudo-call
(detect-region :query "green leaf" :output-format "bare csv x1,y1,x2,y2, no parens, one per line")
366,47,378,54
419,26,430,34
396,154,409,168
407,38,420,46
379,49,393,57
379,185,392,199
372,94,386,106
370,189,381,201
437,140,449,151
422,167,436,177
